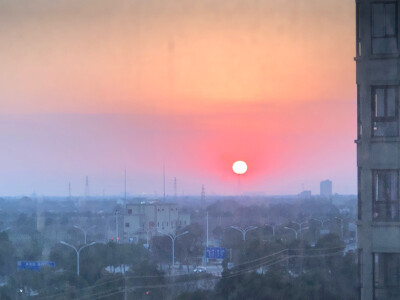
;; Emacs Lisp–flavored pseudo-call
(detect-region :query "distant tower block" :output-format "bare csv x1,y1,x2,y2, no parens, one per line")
36,198,45,232
174,177,177,200
320,180,332,198
201,184,206,207
85,176,90,199
68,182,72,199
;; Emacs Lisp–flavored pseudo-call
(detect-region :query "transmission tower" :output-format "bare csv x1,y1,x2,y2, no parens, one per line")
85,176,90,199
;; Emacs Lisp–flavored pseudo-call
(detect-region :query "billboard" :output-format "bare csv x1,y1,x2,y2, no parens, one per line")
206,247,226,259
17,261,55,272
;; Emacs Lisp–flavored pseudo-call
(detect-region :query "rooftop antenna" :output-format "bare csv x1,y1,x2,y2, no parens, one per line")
163,164,166,202
174,177,177,200
85,176,89,199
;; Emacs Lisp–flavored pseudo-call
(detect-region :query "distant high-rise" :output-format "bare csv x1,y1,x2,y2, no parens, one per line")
201,184,206,207
320,180,332,198
356,2,400,299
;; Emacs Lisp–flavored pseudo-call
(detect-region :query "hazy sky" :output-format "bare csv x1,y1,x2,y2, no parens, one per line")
0,0,356,196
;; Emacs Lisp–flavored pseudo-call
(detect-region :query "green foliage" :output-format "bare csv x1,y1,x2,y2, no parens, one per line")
0,232,16,276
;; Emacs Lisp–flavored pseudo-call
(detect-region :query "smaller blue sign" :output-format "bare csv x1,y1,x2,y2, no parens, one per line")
206,247,226,259
17,261,55,272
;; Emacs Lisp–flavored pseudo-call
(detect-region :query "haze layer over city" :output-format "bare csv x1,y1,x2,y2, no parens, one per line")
0,1,364,300
0,0,356,197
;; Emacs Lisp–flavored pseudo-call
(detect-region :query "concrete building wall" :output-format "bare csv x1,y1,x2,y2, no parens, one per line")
123,202,189,242
356,1,400,299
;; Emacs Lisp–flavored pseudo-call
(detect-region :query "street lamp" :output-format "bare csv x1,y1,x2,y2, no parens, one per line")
311,218,329,228
284,227,298,239
60,241,96,276
73,225,96,245
292,221,309,234
158,231,189,267
230,226,258,241
264,224,281,237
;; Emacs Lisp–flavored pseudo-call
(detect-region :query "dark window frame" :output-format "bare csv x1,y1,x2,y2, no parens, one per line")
371,86,399,137
370,2,398,55
372,169,400,221
373,253,400,299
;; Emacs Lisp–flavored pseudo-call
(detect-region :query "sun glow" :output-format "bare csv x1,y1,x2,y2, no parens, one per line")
232,161,248,175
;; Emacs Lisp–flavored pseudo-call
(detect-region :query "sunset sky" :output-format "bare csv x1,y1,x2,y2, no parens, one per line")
0,0,356,196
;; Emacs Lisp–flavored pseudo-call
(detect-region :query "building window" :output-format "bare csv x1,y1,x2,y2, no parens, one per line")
125,222,130,228
128,209,132,215
373,253,400,299
372,87,398,137
358,168,362,220
373,170,399,221
357,3,362,56
371,2,397,54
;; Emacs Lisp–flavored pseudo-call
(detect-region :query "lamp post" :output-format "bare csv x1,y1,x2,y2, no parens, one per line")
230,226,258,241
284,227,298,239
60,241,96,276
73,225,96,245
158,231,189,266
264,224,280,237
311,218,329,228
292,221,309,234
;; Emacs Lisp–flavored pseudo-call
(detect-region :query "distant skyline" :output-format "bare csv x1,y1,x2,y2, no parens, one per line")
0,0,356,196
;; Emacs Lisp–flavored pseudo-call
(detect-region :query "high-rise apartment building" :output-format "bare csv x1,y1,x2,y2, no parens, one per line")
356,1,400,299
320,180,332,198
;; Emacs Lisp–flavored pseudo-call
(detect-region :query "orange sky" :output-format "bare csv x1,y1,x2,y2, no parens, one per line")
0,0,356,196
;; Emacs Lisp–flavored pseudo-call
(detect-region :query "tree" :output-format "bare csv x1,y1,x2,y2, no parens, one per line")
0,232,16,276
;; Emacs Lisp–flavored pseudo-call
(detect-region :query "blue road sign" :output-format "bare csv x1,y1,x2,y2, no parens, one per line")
206,247,226,259
17,261,55,272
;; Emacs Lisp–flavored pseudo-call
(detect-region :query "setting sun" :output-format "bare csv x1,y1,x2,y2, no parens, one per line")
232,161,248,175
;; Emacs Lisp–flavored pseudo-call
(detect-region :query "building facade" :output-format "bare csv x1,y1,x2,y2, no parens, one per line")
356,1,400,299
320,180,332,198
123,202,190,243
